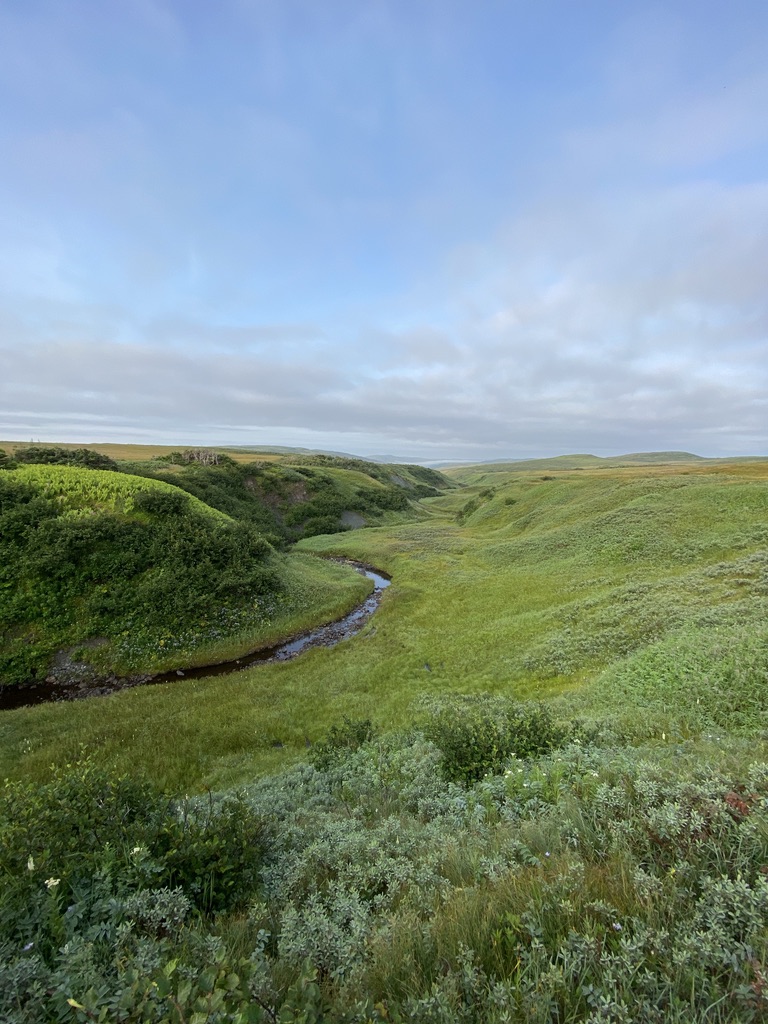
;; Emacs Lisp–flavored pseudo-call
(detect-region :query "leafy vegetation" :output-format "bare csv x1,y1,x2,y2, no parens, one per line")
12,445,119,471
122,454,451,544
423,695,570,783
3,729,768,1022
2,452,768,1019
0,466,373,685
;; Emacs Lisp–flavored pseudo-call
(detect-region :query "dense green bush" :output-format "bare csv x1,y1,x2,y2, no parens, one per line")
13,446,119,471
0,760,270,1021
424,695,569,783
309,716,377,771
303,514,345,537
0,471,279,683
353,485,409,512
0,758,267,935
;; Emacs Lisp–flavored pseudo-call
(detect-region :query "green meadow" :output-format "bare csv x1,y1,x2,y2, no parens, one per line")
3,458,767,789
4,452,768,1022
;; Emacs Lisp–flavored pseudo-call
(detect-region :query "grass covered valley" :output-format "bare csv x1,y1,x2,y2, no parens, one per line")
0,445,446,687
2,444,768,1021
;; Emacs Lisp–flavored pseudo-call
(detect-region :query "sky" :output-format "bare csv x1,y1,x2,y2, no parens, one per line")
1,0,767,462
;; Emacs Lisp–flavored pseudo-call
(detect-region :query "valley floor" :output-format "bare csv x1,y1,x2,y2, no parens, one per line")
3,459,768,1021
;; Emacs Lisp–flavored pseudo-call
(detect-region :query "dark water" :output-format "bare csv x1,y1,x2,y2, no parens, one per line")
0,564,390,711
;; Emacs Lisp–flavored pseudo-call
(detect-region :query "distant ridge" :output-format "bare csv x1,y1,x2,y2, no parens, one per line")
222,444,365,460
433,451,768,471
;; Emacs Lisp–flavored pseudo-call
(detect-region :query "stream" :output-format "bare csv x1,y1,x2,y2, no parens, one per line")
0,562,390,711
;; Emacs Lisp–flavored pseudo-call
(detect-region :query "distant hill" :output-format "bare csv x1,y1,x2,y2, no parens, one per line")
222,444,364,459
435,451,751,472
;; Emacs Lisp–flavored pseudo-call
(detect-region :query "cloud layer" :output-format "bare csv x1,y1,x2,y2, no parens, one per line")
1,2,767,459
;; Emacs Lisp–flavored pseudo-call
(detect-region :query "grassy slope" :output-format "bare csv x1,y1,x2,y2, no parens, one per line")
116,452,450,542
2,459,767,791
6,463,231,520
1,465,372,686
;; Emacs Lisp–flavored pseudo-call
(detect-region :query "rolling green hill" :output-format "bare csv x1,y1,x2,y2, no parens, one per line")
0,465,371,686
442,450,709,477
120,451,453,542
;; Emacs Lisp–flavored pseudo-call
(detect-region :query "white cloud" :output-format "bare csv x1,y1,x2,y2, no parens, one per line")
1,3,767,460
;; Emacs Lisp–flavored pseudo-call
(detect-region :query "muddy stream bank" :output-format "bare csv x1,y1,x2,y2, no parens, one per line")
0,562,390,712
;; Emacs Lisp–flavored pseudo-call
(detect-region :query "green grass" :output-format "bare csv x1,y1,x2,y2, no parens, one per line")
443,450,768,478
5,456,768,1022
5,463,232,521
3,461,768,791
105,551,375,675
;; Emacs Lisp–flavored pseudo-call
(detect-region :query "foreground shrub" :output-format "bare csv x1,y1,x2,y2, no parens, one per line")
309,717,377,771
0,759,268,960
424,695,569,783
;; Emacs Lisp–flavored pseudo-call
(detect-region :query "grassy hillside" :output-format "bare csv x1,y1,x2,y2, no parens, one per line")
123,454,450,543
3,458,767,785
440,450,768,477
0,441,454,542
4,457,768,1021
0,465,371,686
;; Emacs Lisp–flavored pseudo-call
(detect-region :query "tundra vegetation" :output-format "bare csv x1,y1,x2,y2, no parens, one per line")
0,449,446,684
2,445,768,1021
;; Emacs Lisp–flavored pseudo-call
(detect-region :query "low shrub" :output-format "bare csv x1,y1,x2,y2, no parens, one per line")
309,716,377,771
5,734,768,1021
13,446,119,471
0,758,268,949
424,696,569,783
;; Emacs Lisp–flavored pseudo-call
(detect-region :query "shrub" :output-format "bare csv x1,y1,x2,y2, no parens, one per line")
132,487,190,518
303,515,342,537
0,758,268,947
157,793,267,914
13,446,119,471
309,717,377,772
424,696,568,783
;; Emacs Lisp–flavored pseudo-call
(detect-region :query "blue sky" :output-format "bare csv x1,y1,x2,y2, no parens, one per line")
1,1,767,460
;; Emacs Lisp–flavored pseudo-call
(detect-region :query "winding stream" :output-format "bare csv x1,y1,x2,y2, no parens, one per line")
0,562,390,711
